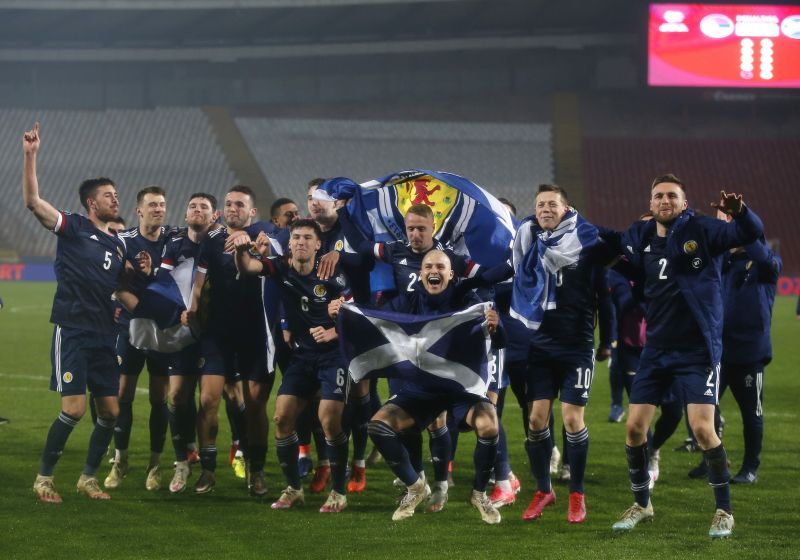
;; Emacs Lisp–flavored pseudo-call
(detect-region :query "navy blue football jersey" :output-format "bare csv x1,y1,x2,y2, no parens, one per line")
197,226,265,336
50,211,126,334
260,256,349,353
530,247,610,355
643,236,705,350
319,210,372,304
116,225,180,327
373,240,478,297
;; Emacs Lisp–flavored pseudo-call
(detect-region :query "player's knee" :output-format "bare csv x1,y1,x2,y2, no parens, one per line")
692,425,718,449
199,393,220,413
320,417,342,439
625,418,648,443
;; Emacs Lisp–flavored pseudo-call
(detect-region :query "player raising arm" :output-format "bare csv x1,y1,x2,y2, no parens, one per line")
25,123,127,503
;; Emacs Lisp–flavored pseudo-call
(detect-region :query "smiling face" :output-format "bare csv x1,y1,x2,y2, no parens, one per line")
307,186,337,223
289,225,321,265
273,202,300,228
88,184,120,223
137,192,166,229
406,211,435,253
420,250,453,295
224,190,255,229
185,196,216,231
534,190,568,231
650,181,687,226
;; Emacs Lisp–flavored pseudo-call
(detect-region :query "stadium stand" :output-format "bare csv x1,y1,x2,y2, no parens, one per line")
0,108,237,257
234,117,554,210
582,136,800,275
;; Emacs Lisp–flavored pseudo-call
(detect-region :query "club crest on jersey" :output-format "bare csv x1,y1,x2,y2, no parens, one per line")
63,372,73,383
691,257,703,269
683,240,698,255
313,284,327,298
394,174,458,234
334,239,344,251
336,275,346,286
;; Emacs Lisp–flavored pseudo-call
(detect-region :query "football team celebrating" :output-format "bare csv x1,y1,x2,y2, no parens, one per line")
23,121,777,539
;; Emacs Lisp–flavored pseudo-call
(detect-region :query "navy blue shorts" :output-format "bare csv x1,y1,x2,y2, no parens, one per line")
278,352,349,402
385,384,492,432
526,347,595,406
116,333,172,377
616,346,642,377
200,332,270,382
168,342,203,377
630,346,718,406
487,349,508,394
50,325,119,398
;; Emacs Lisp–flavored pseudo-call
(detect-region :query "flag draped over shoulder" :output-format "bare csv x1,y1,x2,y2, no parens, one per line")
318,170,514,268
336,302,493,396
128,257,196,353
510,210,599,330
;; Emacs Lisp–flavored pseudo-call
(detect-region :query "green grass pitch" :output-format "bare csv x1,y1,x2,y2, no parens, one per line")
0,282,798,560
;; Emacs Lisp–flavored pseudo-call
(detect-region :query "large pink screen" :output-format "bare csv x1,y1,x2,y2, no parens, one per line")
649,3,800,87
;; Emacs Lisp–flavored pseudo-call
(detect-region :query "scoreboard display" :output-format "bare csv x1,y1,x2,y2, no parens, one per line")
648,3,800,88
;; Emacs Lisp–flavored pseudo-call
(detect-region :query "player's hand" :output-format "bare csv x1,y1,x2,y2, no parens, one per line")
253,231,271,258
328,297,345,319
23,122,40,155
283,330,294,346
137,251,152,276
224,230,251,253
596,346,611,362
484,308,499,334
318,251,340,280
711,191,744,216
181,310,191,326
310,326,337,344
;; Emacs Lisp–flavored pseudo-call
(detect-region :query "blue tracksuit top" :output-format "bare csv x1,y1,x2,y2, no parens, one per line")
721,238,781,365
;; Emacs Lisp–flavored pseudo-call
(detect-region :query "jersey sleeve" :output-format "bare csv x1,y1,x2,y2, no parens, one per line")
196,237,211,275
259,255,283,278
52,211,84,238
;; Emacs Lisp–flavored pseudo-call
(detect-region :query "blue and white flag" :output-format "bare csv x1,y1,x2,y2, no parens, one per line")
317,170,514,268
128,257,196,353
336,302,493,396
510,210,599,330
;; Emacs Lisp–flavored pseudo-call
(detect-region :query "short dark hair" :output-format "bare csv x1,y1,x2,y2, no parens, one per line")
308,178,325,190
78,177,115,211
188,192,218,211
406,204,434,221
270,197,296,218
136,185,166,206
289,218,322,240
651,173,686,192
536,183,569,206
498,197,517,216
227,184,256,206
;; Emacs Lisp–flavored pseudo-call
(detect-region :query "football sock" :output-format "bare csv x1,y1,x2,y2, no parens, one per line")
114,399,133,453
705,444,732,513
168,403,187,462
428,425,451,483
326,432,350,494
250,445,267,473
625,443,651,507
446,413,460,460
494,422,511,482
367,421,418,486
39,411,79,476
200,446,217,473
149,400,169,455
473,434,499,492
525,427,553,493
84,416,116,476
276,433,301,489
313,426,328,463
566,427,589,494
400,428,424,474
351,394,371,461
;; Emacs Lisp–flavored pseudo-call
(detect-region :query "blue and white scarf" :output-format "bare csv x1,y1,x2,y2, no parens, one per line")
510,210,599,330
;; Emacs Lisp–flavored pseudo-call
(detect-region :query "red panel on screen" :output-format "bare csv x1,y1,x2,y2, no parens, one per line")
649,3,800,87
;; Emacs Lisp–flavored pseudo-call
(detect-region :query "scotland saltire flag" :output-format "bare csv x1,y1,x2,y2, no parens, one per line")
128,257,196,353
336,302,493,396
318,170,514,268
510,210,599,330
